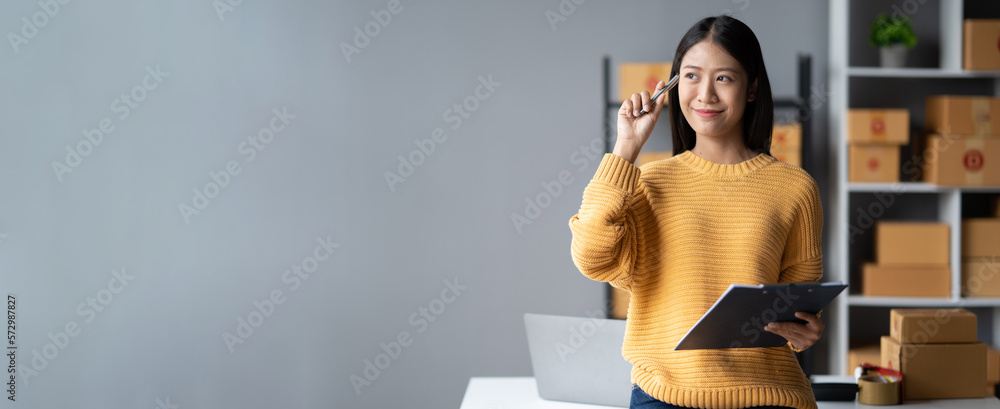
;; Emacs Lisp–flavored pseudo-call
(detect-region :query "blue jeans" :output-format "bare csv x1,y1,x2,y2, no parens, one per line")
630,383,796,409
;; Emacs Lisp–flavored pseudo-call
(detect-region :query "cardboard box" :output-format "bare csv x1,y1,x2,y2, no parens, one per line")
882,336,987,399
925,96,1000,137
922,136,1000,186
989,347,1000,385
962,259,1000,297
848,109,909,144
848,345,882,373
863,263,951,297
770,146,801,167
636,151,673,166
849,144,899,182
610,286,629,319
964,219,1000,258
618,63,672,101
890,308,977,344
964,20,1000,71
876,222,950,266
772,122,802,148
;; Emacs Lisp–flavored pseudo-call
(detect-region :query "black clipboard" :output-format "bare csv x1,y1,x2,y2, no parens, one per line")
674,281,847,350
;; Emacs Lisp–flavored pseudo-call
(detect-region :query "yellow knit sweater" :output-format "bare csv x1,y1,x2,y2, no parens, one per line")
569,151,823,409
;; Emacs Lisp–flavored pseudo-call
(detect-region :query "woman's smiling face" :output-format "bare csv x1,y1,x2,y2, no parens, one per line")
677,40,755,142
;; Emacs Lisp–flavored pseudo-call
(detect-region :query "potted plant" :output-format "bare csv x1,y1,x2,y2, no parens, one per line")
869,14,917,68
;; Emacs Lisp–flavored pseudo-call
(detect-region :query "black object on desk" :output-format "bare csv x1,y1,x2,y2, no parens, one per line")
812,382,859,401
675,282,847,350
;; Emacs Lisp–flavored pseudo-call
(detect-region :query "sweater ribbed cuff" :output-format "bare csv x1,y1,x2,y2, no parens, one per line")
594,153,640,192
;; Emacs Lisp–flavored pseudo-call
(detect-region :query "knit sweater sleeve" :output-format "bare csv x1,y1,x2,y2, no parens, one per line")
568,153,643,290
778,176,824,283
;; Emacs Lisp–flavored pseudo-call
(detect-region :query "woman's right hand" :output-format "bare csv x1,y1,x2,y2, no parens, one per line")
614,80,668,164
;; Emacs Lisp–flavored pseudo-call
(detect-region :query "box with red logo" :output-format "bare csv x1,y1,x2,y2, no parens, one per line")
772,122,801,148
922,135,1000,185
848,109,909,144
770,122,802,166
926,96,1000,137
618,63,672,101
964,19,1000,71
849,144,899,182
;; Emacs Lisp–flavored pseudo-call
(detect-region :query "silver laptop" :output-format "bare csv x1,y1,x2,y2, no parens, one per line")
523,313,632,407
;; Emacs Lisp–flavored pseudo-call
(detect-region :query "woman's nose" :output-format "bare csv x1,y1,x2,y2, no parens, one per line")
697,82,718,104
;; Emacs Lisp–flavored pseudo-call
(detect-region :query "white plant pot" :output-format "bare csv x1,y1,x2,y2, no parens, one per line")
879,44,908,68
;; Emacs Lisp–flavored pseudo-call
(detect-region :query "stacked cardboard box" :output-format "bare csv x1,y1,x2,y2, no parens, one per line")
848,344,881,374
881,308,987,399
636,151,673,166
961,218,1000,297
923,95,1000,186
925,96,1000,137
771,122,802,167
964,20,1000,71
990,347,1000,395
848,109,908,182
610,286,629,320
922,136,1000,185
863,222,951,297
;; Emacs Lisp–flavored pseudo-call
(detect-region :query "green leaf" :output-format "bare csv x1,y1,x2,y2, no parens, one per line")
868,13,917,49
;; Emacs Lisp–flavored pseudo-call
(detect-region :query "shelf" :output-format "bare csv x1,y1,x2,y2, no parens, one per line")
829,0,1000,376
847,182,1000,193
847,67,1000,78
847,182,945,193
848,295,1000,307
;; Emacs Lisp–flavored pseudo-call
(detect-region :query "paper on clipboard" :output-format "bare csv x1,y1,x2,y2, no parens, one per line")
674,281,847,350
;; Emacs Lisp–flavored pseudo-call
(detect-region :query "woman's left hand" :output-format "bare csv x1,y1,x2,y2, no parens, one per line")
764,312,824,351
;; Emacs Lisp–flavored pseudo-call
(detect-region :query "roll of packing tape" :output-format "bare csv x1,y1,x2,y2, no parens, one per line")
858,375,901,405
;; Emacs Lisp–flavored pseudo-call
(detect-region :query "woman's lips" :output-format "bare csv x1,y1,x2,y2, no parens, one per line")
693,108,722,118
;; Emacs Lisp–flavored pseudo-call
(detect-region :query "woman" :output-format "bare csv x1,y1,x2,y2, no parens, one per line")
569,16,824,409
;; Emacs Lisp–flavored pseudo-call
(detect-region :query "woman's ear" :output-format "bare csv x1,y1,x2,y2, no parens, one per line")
747,78,759,102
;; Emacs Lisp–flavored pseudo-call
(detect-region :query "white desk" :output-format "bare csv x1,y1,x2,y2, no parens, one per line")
459,377,1000,409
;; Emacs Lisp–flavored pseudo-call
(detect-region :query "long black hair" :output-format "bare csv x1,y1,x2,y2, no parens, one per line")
668,16,773,156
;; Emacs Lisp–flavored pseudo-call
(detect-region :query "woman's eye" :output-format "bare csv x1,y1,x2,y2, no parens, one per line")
684,73,697,80
716,76,731,82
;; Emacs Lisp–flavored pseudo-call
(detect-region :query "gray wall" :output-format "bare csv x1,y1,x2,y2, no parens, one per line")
0,1,828,408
